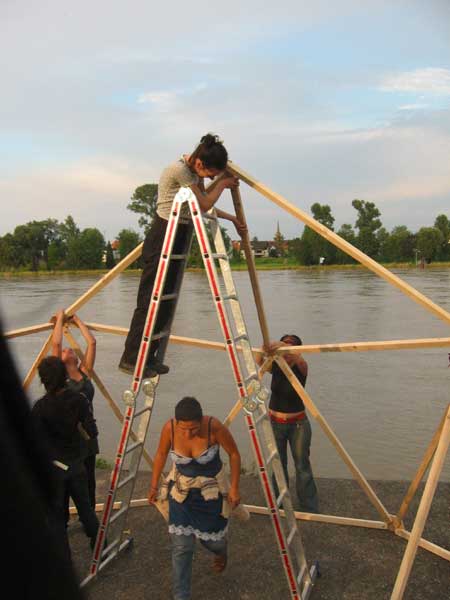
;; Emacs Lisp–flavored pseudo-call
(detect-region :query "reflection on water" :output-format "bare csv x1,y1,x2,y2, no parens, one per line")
1,268,449,481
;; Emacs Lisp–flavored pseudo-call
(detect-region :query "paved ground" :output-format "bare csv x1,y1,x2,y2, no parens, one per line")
70,471,450,600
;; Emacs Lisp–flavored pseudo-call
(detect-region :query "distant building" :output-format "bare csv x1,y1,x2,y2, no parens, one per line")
111,240,120,261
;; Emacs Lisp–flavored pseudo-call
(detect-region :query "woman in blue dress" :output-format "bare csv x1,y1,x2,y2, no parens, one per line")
148,397,242,600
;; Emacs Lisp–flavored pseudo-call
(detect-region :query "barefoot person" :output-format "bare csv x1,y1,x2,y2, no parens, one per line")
119,133,246,379
148,397,242,600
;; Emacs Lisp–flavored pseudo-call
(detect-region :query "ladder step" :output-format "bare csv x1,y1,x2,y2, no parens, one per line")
151,330,170,341
297,565,307,585
233,333,248,343
109,505,128,525
160,293,178,301
211,253,228,260
101,537,120,559
124,440,142,455
117,473,136,490
266,448,278,464
202,213,217,221
276,488,288,508
170,254,187,260
133,405,152,418
287,525,297,546
222,293,238,301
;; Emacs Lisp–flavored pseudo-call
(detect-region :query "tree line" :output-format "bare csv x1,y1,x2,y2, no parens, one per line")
0,184,448,271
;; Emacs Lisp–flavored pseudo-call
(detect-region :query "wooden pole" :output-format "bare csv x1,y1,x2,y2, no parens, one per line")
22,332,53,390
394,407,448,527
63,329,154,468
390,406,450,600
394,529,450,562
65,243,143,316
275,355,393,524
5,322,53,339
228,162,450,327
229,186,271,347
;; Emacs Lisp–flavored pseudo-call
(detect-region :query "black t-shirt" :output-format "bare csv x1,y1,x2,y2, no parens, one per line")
269,361,307,413
68,372,99,456
32,388,96,465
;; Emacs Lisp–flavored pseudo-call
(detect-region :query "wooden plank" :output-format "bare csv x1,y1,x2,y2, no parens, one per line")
395,529,450,562
390,407,450,600
228,162,450,327
65,243,143,316
230,186,271,347
245,504,388,529
275,338,450,354
70,497,149,514
275,355,393,524
395,407,448,525
5,322,53,339
64,329,154,469
22,332,53,390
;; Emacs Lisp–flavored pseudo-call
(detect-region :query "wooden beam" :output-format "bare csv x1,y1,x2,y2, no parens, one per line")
390,406,450,600
229,186,271,347
394,407,448,526
275,355,393,525
5,322,53,339
245,504,388,530
65,243,143,316
275,338,450,354
228,162,450,328
64,329,154,469
22,332,53,390
394,529,450,562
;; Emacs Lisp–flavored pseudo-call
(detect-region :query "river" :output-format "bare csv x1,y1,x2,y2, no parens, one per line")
1,267,449,481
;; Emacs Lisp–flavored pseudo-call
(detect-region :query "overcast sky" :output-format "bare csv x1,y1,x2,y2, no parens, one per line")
1,0,449,241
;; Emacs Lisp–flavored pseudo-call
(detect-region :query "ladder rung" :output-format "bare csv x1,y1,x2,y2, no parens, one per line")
160,293,178,301
124,440,142,455
151,330,170,341
101,537,120,558
222,293,238,301
170,254,187,260
233,334,248,343
211,253,228,260
297,565,307,585
117,473,136,490
109,505,128,524
202,213,217,221
287,525,297,546
276,488,288,507
266,448,277,464
244,373,258,385
133,405,152,418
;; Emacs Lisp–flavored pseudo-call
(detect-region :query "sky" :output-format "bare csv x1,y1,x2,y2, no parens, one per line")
1,0,450,242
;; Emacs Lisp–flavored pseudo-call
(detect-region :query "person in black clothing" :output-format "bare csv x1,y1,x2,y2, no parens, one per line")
52,309,99,509
0,318,83,599
33,356,100,555
257,334,319,513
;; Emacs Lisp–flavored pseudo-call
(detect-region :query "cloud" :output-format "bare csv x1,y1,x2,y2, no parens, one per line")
379,67,450,95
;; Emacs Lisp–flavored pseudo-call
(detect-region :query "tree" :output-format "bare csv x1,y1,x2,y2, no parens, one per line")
117,229,141,268
383,226,415,263
434,214,450,260
105,241,116,269
352,199,382,257
298,203,337,265
78,228,105,269
376,227,390,262
127,184,158,233
416,227,444,263
335,224,357,264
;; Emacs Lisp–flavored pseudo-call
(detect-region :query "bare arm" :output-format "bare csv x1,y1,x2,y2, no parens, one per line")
213,418,241,507
72,314,96,376
51,309,64,358
148,421,172,502
190,176,239,213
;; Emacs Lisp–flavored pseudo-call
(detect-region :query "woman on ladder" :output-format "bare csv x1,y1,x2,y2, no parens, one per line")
118,133,246,379
148,396,245,600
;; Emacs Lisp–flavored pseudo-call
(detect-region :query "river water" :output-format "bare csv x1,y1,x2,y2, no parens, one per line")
1,268,449,481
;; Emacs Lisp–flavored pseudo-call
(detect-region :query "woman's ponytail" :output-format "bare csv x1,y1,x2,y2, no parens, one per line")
189,133,228,171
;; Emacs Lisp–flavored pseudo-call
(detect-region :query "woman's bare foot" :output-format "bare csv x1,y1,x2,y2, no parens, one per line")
212,553,227,573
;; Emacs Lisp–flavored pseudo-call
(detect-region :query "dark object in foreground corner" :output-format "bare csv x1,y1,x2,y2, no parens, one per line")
0,317,83,600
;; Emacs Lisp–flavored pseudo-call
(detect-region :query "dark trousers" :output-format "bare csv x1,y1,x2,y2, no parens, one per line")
57,460,99,547
121,214,192,365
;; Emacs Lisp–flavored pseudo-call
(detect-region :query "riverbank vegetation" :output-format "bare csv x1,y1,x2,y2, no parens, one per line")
1,183,449,273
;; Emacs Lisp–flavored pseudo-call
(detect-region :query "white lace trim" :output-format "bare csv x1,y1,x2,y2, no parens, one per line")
168,524,228,541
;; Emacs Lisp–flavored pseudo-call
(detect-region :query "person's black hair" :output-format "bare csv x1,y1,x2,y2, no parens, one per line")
38,356,67,395
175,396,203,422
280,334,303,346
189,133,228,171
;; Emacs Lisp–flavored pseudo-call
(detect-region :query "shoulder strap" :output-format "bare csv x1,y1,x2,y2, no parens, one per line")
207,417,213,447
170,419,174,450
